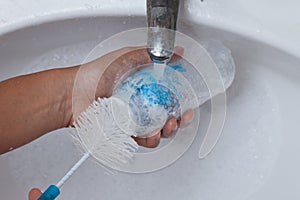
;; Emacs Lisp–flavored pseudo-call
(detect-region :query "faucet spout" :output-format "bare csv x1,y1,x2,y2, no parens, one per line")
147,0,180,63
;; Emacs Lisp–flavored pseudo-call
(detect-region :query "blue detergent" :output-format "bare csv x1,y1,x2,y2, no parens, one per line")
114,63,187,130
129,83,180,126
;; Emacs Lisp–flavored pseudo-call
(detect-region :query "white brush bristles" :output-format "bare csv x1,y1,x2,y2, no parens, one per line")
72,97,138,171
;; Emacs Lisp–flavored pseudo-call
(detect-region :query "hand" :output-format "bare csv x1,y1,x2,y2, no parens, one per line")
27,47,195,199
70,46,194,148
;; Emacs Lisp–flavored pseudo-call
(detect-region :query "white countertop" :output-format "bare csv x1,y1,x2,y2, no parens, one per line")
0,0,299,57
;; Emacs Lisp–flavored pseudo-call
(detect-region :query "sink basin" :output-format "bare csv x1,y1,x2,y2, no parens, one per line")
1,11,300,200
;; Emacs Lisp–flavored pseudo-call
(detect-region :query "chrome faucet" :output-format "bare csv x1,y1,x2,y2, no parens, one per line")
147,0,180,63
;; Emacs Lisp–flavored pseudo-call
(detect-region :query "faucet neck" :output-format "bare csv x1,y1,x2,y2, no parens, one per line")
146,0,180,63
147,0,179,30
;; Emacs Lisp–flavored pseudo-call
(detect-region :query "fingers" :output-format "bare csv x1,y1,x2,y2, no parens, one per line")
133,109,194,148
95,45,185,99
28,188,42,200
96,47,152,97
179,109,195,128
162,118,178,138
170,46,184,63
161,109,194,138
132,130,161,148
133,117,179,148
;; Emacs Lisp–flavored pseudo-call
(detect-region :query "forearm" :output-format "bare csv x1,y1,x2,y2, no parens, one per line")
0,67,78,154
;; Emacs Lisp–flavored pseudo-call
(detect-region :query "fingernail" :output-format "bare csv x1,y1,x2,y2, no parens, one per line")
168,125,178,137
163,125,178,137
172,124,178,132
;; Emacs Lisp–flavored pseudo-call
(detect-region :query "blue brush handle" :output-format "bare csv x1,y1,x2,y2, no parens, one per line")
38,185,60,200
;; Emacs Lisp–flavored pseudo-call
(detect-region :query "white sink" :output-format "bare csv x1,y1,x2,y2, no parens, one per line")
0,7,300,200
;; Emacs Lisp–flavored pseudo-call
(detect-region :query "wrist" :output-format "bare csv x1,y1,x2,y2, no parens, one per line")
50,66,79,128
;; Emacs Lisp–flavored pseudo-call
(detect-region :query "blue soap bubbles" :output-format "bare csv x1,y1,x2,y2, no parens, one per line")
113,63,192,137
129,83,180,127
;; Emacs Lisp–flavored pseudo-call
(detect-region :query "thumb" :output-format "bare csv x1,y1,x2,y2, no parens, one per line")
28,188,42,200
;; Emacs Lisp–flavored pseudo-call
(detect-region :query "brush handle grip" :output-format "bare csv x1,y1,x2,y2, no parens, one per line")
38,153,89,200
38,185,60,200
